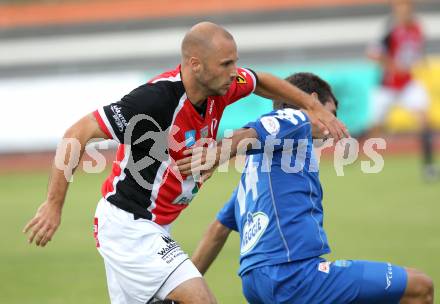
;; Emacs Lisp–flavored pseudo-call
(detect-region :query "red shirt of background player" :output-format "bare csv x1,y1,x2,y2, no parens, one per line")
381,21,424,90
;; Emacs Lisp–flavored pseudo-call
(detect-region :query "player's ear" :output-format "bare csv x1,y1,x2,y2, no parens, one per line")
311,92,320,101
189,57,202,73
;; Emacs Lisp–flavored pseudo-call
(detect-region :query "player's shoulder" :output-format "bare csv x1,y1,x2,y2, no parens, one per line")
148,65,182,84
121,82,170,108
122,68,184,108
145,65,185,99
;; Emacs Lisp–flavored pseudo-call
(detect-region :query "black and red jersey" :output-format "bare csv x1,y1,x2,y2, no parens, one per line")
93,65,257,225
380,20,424,90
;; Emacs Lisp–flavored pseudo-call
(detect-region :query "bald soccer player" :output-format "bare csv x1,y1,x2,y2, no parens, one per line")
23,22,348,304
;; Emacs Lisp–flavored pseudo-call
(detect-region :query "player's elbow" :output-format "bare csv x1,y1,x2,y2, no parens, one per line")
63,114,100,144
63,125,81,140
211,220,231,241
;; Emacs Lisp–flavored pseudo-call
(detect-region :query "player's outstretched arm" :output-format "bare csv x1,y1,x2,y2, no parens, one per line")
23,113,109,247
254,72,349,141
191,220,232,275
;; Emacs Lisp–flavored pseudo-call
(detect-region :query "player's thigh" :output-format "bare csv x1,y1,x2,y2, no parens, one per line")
242,259,357,304
352,260,407,304
241,266,275,304
164,275,216,304
370,87,396,125
400,81,429,113
400,267,434,304
295,259,406,304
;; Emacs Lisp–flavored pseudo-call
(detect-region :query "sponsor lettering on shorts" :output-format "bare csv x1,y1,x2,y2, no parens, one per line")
157,235,185,264
385,262,393,290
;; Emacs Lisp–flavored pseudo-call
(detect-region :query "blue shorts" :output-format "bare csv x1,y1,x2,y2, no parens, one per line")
241,257,407,304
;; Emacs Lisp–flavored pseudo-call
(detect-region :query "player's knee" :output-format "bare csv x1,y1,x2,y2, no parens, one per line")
189,279,216,304
194,286,217,304
180,290,216,304
419,274,434,304
167,278,217,304
408,269,434,303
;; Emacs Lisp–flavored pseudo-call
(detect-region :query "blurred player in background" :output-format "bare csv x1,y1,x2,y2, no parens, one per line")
183,73,434,304
22,22,348,304
367,0,437,181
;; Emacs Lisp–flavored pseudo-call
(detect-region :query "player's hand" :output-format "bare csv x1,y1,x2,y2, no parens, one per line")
175,146,219,176
308,102,349,141
23,201,62,247
200,166,216,183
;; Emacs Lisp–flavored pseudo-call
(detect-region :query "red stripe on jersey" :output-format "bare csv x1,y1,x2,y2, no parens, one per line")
101,144,125,197
93,110,112,139
152,168,188,225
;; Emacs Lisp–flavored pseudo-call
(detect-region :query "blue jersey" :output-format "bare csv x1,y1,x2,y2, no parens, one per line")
217,108,330,276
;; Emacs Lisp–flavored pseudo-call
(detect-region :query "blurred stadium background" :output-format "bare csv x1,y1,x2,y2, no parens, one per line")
1,0,439,303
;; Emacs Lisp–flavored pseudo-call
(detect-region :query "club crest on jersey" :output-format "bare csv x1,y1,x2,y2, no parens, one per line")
184,130,196,147
236,74,247,84
240,211,269,255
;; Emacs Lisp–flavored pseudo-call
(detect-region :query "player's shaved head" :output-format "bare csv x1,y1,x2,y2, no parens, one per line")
181,22,235,61
180,22,238,100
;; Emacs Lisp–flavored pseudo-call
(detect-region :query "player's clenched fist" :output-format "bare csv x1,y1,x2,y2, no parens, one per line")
23,201,62,247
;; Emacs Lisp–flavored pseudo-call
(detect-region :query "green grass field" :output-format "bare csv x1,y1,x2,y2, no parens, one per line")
1,154,439,303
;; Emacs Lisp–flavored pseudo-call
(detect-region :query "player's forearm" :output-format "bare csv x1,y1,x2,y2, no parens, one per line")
192,220,231,275
216,128,258,166
254,72,320,111
46,129,88,206
47,114,106,206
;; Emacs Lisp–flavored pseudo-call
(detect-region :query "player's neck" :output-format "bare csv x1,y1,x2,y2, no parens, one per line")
180,67,209,107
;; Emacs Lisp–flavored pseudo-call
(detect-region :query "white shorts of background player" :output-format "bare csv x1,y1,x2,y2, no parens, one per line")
370,80,429,125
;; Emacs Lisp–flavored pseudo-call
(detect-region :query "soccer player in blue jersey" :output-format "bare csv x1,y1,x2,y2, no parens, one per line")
180,73,434,303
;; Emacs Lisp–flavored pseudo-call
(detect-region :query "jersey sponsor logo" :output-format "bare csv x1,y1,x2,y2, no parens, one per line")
236,75,247,84
385,262,393,290
240,211,269,255
157,234,185,264
110,105,128,132
172,177,198,205
318,261,331,274
260,116,280,135
184,130,196,147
